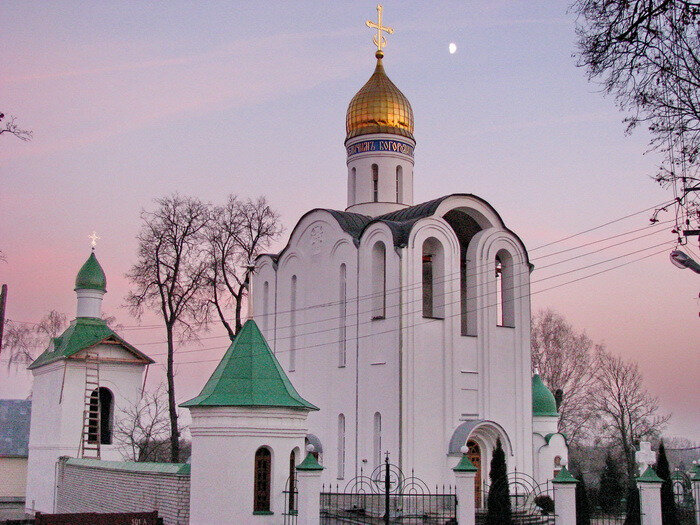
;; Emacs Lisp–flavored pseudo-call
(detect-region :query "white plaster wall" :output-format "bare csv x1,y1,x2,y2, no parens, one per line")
534,433,569,485
251,196,538,488
188,406,308,525
345,133,415,215
25,346,147,513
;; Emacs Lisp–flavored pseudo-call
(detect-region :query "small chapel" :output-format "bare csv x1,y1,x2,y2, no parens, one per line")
249,8,568,501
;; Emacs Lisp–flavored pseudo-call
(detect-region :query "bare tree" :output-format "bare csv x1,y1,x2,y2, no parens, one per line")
114,385,173,462
126,194,210,462
531,309,599,444
0,113,33,141
205,195,282,340
573,0,700,232
590,347,671,482
4,310,67,368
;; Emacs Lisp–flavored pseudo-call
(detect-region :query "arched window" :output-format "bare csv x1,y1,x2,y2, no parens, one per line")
495,250,515,327
262,281,269,334
254,447,272,513
349,167,356,204
337,414,345,479
372,164,379,202
373,412,382,468
339,264,347,367
422,238,445,318
395,166,403,203
290,275,297,371
88,387,113,445
371,242,386,319
288,449,297,512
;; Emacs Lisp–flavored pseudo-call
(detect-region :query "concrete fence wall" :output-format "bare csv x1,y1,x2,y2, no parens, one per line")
55,457,190,525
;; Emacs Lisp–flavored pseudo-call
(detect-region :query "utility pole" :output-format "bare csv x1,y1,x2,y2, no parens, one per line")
0,284,7,357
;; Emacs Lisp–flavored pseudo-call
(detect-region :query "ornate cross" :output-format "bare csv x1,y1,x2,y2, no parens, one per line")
366,4,394,54
88,231,100,249
635,441,655,474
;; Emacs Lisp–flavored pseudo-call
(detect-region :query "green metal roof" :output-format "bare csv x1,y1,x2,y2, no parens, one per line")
532,374,559,417
75,252,107,292
28,317,153,370
181,320,318,410
692,464,700,482
453,454,478,472
637,466,663,483
552,466,578,484
66,458,190,475
296,451,324,471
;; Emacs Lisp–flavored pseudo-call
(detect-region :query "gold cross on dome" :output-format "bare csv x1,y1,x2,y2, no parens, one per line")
366,4,394,54
88,231,100,249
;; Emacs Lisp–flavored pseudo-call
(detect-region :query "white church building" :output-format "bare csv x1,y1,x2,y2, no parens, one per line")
250,42,568,497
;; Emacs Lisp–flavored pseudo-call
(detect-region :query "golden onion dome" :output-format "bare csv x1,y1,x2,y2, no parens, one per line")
346,51,414,141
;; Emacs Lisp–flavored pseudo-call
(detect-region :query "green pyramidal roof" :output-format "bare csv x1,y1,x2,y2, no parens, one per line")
532,374,559,417
181,320,318,410
28,317,153,370
75,252,107,292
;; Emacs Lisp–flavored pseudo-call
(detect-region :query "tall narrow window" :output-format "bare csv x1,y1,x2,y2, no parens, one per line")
262,281,269,334
395,166,403,202
88,387,113,445
373,412,382,468
349,167,356,205
254,447,272,513
495,250,515,327
372,164,379,202
290,275,297,371
289,450,297,512
339,264,347,367
337,414,345,479
371,242,386,319
422,238,445,318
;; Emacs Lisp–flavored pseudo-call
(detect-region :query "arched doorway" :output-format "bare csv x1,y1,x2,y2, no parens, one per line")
467,440,482,507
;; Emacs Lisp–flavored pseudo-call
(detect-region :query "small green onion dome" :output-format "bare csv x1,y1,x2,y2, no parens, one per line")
75,252,107,292
532,374,558,417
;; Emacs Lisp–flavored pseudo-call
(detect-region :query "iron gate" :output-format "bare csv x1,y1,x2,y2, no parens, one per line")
320,455,457,524
478,471,555,524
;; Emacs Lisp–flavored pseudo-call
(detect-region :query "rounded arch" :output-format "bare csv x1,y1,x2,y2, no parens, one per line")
422,236,446,318
88,386,113,445
370,240,387,319
254,446,273,513
448,420,513,457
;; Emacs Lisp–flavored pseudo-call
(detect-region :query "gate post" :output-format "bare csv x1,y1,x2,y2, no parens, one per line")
552,465,578,525
636,466,663,525
692,464,700,525
453,446,477,525
296,445,324,525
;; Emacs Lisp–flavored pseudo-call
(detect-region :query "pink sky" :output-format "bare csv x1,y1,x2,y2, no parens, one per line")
1,1,698,441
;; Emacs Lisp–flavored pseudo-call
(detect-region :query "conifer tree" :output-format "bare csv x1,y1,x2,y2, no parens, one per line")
599,453,623,513
486,439,511,525
574,471,591,525
624,484,641,525
655,441,679,525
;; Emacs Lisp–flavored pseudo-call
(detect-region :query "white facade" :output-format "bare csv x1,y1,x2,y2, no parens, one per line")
251,52,567,492
25,256,151,514
188,406,308,524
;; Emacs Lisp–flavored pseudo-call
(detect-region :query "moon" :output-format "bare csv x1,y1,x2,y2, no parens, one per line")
449,42,457,54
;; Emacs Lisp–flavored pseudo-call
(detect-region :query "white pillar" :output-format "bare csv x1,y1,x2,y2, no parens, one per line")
296,446,324,525
637,467,663,525
691,465,699,525
552,466,578,525
453,447,477,525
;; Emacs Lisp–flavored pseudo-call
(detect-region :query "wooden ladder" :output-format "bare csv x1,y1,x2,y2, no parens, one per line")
78,352,101,459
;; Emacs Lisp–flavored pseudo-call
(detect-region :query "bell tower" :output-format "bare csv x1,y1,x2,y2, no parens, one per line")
345,5,415,217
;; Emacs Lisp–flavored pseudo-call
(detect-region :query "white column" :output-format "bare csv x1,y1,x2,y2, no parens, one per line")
552,466,578,525
296,446,324,525
453,447,477,525
637,467,663,525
